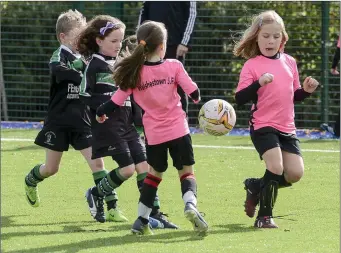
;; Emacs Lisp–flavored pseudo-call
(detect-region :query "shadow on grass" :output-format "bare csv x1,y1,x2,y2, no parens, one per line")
1,145,41,152
1,215,96,228
2,215,29,228
2,223,133,240
213,223,260,232
4,229,207,253
3,222,261,253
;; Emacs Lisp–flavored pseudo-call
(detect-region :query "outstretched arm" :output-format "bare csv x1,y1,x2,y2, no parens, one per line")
96,99,120,117
96,88,133,118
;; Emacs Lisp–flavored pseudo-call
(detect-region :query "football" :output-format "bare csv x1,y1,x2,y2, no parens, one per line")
198,99,236,136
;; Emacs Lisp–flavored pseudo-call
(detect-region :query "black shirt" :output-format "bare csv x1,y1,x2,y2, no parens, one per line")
46,45,91,129
79,53,138,150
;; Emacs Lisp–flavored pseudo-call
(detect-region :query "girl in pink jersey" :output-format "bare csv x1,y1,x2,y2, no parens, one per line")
77,16,177,229
233,10,319,228
96,21,208,235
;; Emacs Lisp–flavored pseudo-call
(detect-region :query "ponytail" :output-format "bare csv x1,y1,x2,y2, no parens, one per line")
113,44,146,90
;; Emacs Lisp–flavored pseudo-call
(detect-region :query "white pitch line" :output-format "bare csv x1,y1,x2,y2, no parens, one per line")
2,138,34,142
1,138,339,153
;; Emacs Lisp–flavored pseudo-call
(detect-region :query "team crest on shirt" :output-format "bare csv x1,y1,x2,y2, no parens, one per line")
44,131,56,146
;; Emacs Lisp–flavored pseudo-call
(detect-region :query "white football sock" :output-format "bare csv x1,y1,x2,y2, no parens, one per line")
138,201,152,219
183,191,197,206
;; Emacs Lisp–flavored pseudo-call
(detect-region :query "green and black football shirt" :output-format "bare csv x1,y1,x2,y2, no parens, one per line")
79,53,138,150
46,45,90,129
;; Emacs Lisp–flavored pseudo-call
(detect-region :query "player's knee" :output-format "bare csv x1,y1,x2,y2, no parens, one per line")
44,164,59,176
286,168,304,183
135,161,149,174
179,165,194,176
91,158,104,172
120,164,135,178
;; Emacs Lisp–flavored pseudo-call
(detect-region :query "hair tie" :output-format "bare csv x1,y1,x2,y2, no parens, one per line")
139,40,146,46
100,22,118,35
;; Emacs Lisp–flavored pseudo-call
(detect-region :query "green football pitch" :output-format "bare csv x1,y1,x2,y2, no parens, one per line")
1,129,339,253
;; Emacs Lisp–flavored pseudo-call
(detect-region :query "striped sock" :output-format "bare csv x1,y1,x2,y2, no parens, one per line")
180,173,197,206
25,164,45,187
137,172,160,215
138,173,162,223
93,169,118,209
139,173,162,208
93,169,108,185
98,168,127,196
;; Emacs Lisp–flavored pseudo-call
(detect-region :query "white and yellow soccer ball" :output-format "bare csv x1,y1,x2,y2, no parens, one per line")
198,99,236,136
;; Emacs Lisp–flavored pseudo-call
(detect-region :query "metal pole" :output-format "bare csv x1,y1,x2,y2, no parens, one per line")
0,3,9,121
320,1,330,124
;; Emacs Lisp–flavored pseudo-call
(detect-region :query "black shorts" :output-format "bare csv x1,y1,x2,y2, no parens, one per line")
146,134,195,173
34,126,92,152
92,137,146,168
250,126,302,159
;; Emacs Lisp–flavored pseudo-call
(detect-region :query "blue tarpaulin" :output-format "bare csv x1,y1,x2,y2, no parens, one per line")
1,121,338,139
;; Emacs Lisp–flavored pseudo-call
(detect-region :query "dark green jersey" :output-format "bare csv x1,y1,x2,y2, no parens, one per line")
79,53,138,150
46,45,90,129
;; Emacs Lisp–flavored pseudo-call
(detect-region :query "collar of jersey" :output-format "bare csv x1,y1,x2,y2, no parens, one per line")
260,52,281,59
93,53,116,62
144,60,164,66
60,45,81,58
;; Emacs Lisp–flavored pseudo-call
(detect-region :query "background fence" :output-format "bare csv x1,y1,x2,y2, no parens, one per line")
0,1,340,128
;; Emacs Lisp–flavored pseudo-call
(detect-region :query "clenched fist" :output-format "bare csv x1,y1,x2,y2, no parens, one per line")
302,76,319,93
259,73,274,86
176,44,189,58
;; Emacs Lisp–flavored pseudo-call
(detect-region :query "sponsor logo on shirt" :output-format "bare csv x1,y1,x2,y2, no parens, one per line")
138,77,175,91
67,83,80,99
